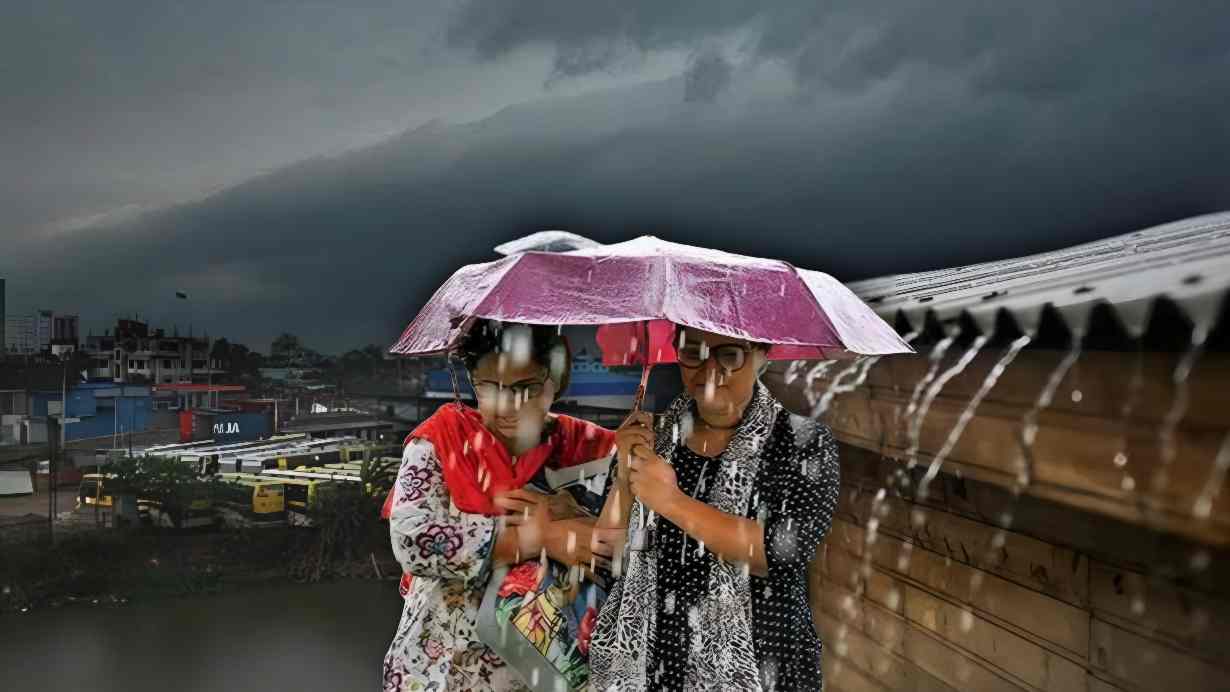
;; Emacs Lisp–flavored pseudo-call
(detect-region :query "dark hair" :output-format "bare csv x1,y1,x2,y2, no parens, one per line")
455,319,572,399
673,323,771,352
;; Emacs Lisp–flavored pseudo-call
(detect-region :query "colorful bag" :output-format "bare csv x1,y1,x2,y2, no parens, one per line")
476,456,615,691
477,559,607,692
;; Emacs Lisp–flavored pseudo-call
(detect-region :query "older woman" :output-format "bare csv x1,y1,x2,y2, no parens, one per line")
382,321,616,691
590,326,840,691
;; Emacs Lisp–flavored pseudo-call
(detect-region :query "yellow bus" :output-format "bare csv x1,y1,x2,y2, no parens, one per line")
78,473,119,509
216,473,287,526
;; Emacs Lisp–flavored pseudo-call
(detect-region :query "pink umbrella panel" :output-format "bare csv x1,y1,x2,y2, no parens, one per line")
389,236,912,367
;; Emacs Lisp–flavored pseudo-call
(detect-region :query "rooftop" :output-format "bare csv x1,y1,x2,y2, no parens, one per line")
850,211,1230,349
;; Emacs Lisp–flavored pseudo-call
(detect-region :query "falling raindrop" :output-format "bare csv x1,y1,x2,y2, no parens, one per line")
1122,476,1136,492
1131,596,1146,616
991,530,1007,550
1190,550,1212,572
1017,334,1083,489
959,609,975,632
907,333,988,471
969,571,984,592
886,588,901,611
905,334,958,421
1111,349,1146,483
918,335,1030,500
956,660,973,683
1193,430,1230,520
1070,389,1083,403
811,356,880,420
897,542,914,572
784,360,806,386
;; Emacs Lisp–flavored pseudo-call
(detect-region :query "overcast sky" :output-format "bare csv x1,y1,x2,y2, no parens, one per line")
2,0,1228,353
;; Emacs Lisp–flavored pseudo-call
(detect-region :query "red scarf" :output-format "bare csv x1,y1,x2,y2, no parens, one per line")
381,403,616,596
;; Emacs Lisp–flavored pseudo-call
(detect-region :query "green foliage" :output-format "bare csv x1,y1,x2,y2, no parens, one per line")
108,455,221,512
359,454,398,498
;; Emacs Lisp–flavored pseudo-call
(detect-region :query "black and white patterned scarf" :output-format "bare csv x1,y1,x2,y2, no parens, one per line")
590,383,781,691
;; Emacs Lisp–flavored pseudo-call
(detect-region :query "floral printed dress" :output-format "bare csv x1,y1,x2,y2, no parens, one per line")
383,439,532,692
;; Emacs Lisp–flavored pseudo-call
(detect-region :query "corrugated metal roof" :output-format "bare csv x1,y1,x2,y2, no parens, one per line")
848,212,1230,342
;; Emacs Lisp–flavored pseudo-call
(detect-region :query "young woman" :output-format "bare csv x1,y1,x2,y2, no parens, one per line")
590,326,840,692
382,321,617,691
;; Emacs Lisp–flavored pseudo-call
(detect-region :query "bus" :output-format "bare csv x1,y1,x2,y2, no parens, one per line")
261,468,364,527
215,473,287,527
78,473,120,509
339,443,402,465
175,435,307,474
77,473,213,529
224,436,358,474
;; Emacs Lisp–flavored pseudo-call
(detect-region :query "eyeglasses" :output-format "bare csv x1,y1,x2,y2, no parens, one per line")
676,342,753,372
470,378,548,404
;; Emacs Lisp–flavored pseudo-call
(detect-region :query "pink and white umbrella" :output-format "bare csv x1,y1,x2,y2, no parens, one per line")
390,236,912,406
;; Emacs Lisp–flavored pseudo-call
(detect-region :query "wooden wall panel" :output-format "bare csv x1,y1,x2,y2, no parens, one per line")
1089,561,1230,666
765,351,1230,545
904,585,1086,692
1089,619,1229,691
840,485,1089,607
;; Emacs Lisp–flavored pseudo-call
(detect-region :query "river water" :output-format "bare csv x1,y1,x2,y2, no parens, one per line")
2,579,402,692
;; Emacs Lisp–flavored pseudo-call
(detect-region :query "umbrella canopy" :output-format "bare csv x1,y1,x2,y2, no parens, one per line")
390,236,911,364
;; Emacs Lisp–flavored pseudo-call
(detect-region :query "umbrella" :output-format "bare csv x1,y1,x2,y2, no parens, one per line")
390,236,912,408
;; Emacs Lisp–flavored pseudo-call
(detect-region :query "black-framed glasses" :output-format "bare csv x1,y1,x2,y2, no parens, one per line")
676,342,753,372
470,377,548,404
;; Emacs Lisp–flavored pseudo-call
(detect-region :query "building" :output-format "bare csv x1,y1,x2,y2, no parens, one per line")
27,382,159,443
84,319,224,387
0,277,5,357
4,315,34,354
4,309,78,356
761,211,1230,692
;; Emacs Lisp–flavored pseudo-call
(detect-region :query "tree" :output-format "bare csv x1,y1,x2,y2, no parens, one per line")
270,333,303,366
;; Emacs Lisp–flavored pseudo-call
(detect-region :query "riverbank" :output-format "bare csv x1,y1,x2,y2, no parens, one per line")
0,525,400,615
2,578,402,692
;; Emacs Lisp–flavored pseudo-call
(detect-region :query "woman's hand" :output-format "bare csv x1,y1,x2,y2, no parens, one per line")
494,489,552,559
615,411,656,483
628,449,682,515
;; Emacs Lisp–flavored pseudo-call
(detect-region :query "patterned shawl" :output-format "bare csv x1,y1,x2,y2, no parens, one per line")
589,383,781,691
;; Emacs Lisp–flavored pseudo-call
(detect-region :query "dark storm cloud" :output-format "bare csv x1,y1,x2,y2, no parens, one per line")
3,1,1228,354
447,0,1230,97
0,0,556,234
683,49,733,103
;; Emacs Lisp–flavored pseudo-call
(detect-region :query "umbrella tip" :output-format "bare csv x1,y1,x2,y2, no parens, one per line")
493,231,602,256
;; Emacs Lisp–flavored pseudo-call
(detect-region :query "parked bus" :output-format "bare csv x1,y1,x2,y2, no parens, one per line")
215,473,287,526
175,435,306,474
224,437,357,474
78,473,120,509
77,474,213,528
339,443,402,464
261,468,364,526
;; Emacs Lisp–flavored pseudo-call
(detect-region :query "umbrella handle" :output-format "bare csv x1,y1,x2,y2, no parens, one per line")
623,363,653,427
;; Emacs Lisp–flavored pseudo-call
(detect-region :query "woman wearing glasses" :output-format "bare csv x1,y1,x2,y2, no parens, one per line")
590,326,840,692
382,321,617,692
